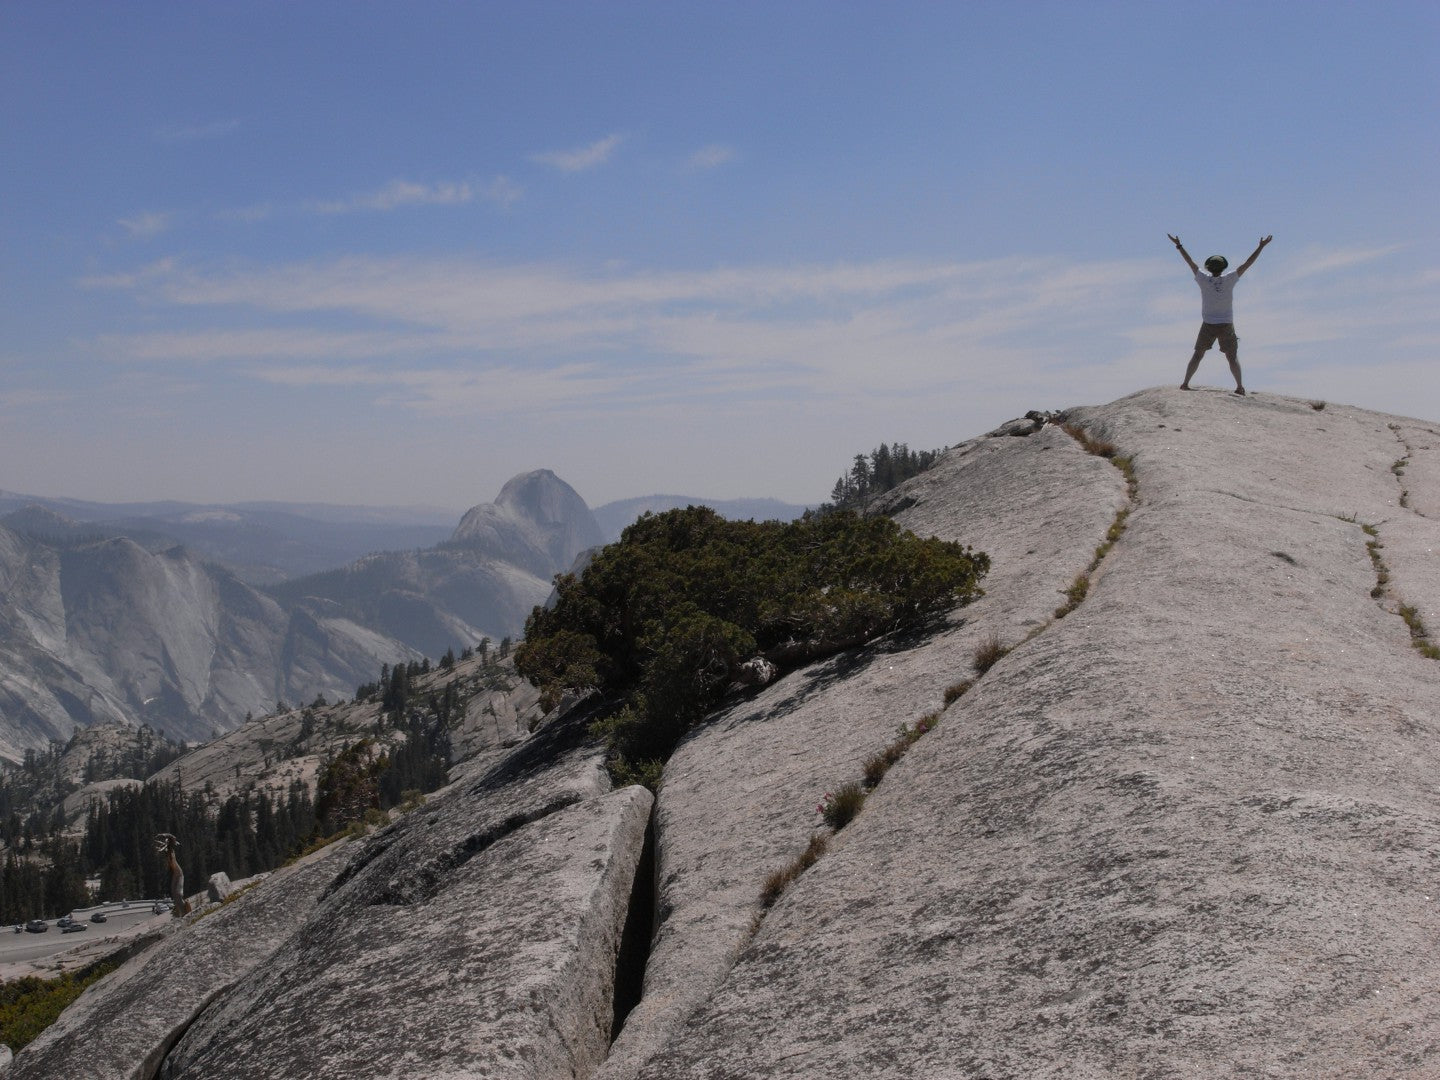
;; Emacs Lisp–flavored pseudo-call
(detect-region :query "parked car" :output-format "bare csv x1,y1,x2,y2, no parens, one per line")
90,911,108,923
61,922,86,934
24,919,47,933
56,915,74,928
152,902,168,915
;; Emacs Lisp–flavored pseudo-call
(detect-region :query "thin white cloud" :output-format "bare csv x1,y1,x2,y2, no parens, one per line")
0,388,73,410
247,361,617,418
312,179,470,214
220,203,275,223
82,246,1439,424
687,144,736,170
1273,244,1408,284
531,134,624,172
117,211,173,239
309,176,520,214
479,176,524,207
153,119,241,142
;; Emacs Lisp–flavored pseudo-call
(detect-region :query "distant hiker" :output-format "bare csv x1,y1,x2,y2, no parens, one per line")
1168,233,1272,396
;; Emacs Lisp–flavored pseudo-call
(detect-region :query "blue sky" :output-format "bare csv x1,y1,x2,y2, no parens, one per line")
3,1,1437,511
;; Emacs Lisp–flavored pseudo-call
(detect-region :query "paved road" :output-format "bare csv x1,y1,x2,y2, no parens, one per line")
0,902,167,967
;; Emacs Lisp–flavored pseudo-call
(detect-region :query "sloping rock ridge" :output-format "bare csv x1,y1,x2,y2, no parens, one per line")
14,388,1440,1079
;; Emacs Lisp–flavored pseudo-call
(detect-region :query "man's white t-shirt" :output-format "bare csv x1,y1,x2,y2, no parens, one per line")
1194,269,1239,324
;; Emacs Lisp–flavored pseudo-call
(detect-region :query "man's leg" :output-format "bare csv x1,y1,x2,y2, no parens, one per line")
1180,348,1205,389
1220,325,1244,394
1182,325,1217,389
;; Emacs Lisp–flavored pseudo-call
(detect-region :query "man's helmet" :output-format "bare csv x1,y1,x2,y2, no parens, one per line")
1204,255,1229,273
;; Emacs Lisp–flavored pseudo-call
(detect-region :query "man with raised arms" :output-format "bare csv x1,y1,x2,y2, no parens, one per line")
1169,233,1273,396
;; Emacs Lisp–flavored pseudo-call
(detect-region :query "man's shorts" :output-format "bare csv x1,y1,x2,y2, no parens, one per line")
1195,322,1239,355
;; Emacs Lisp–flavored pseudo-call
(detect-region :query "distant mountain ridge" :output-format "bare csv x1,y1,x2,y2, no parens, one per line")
0,476,812,761
0,493,456,587
0,474,597,759
450,469,606,575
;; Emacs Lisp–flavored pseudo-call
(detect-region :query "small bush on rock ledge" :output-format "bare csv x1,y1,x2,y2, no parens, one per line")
517,506,989,779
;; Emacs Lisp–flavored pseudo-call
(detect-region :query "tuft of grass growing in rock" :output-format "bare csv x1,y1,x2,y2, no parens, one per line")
1062,422,1116,459
1096,508,1130,558
973,634,1009,674
1054,573,1090,619
819,782,866,831
1399,604,1426,640
1362,527,1391,598
864,711,943,788
943,679,973,706
862,751,895,789
1310,400,1327,410
759,833,829,909
1397,603,1440,660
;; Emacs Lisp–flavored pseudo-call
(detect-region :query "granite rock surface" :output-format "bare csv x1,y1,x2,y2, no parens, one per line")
159,706,648,1080
629,388,1440,1078
17,387,1440,1080
7,839,354,1080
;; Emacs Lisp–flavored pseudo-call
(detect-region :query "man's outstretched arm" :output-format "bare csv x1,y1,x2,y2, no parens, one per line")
1168,234,1199,273
1235,234,1273,277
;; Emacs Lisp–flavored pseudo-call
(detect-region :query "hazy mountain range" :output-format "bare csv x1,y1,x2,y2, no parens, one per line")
0,477,808,760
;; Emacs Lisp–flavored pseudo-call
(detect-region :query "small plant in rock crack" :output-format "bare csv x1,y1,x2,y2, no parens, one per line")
905,711,940,739
973,633,1010,674
863,712,942,788
759,833,829,909
942,679,973,706
862,752,894,789
1399,604,1426,640
818,782,866,831
1310,400,1327,410
1062,422,1117,459
1054,573,1090,618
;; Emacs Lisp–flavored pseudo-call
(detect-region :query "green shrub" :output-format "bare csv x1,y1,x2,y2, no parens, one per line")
0,959,121,1051
517,507,988,775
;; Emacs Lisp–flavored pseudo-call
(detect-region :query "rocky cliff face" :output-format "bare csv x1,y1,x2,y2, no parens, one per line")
450,469,604,577
0,527,423,753
0,473,597,759
12,388,1440,1078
